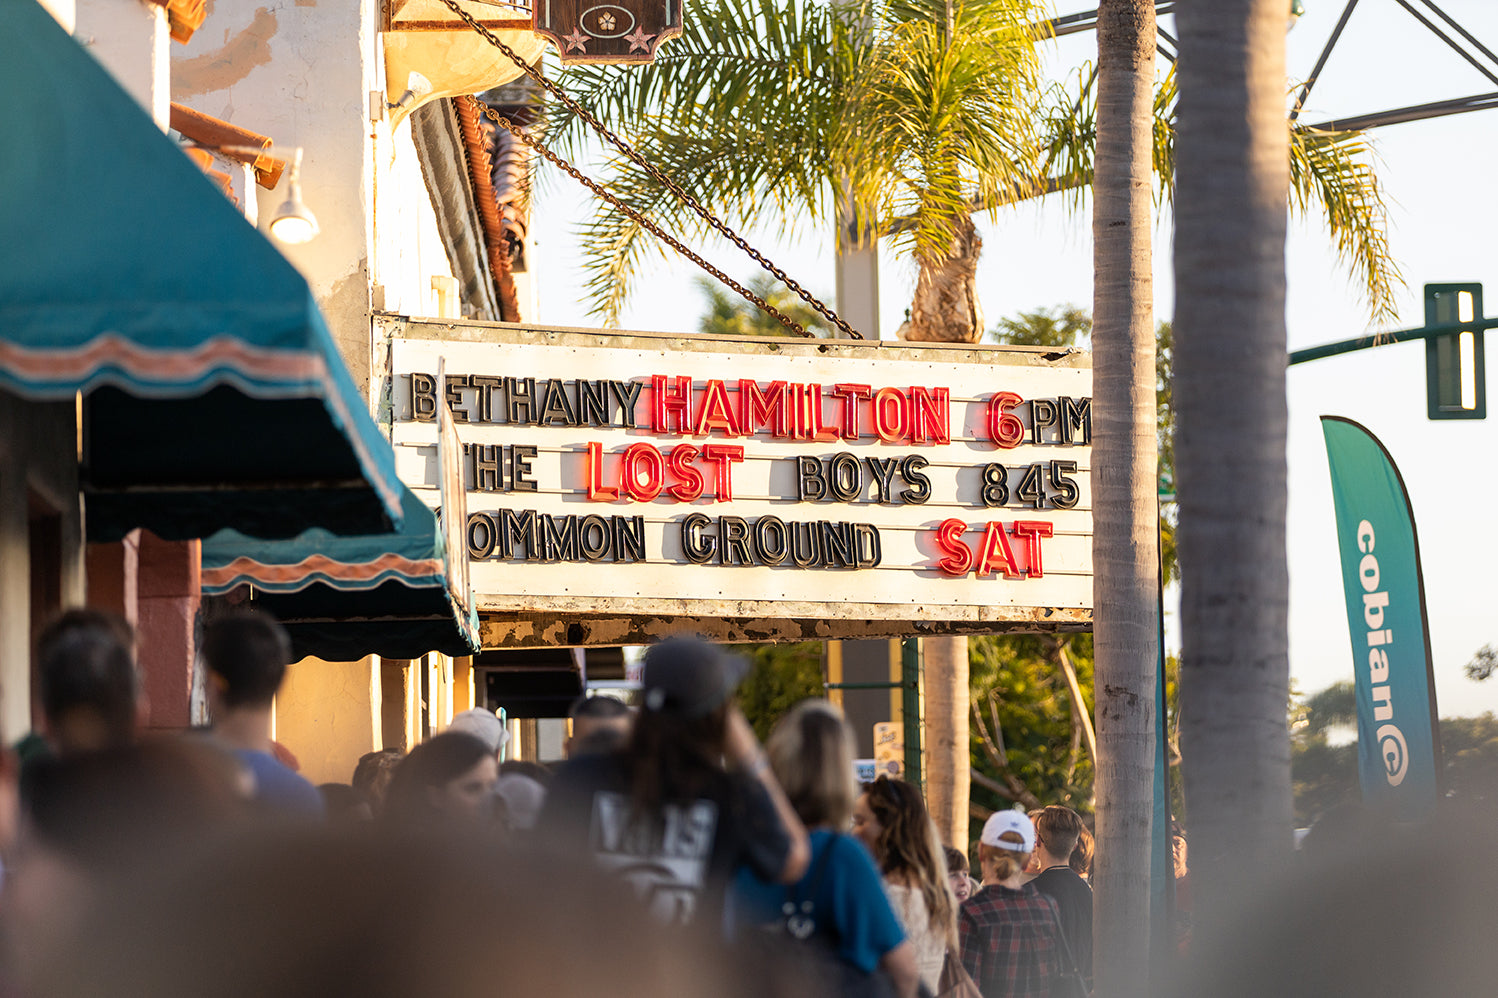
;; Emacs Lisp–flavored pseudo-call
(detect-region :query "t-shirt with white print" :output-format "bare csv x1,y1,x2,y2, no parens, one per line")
539,752,791,927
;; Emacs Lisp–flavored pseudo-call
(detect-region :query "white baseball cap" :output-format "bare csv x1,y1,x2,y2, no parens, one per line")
981,809,1036,852
447,708,510,754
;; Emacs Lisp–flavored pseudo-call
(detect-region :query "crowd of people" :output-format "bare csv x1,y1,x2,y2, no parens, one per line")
0,610,1103,997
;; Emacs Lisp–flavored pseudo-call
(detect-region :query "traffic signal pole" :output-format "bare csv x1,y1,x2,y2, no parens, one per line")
1288,316,1498,365
1291,283,1491,421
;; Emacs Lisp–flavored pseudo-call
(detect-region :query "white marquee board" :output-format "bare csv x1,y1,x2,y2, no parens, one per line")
383,321,1093,646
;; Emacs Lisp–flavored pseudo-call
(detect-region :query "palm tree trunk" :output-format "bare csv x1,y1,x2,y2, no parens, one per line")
905,214,984,343
1175,0,1293,958
902,214,983,847
923,633,968,847
1091,0,1158,993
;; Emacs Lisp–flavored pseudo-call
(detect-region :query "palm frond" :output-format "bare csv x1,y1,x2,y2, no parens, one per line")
1289,126,1403,323
843,0,1049,263
546,0,844,160
574,123,835,322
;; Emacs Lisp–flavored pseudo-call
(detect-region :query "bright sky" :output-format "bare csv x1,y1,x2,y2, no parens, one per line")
527,1,1498,718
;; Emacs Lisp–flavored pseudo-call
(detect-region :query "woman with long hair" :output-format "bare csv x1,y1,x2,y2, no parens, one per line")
382,732,497,830
852,776,956,994
733,701,919,997
538,635,809,929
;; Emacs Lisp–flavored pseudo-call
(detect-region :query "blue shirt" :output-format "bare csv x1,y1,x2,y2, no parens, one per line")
235,749,324,817
731,829,906,973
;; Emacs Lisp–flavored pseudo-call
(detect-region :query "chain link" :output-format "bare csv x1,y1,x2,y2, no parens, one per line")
470,99,815,337
439,0,864,339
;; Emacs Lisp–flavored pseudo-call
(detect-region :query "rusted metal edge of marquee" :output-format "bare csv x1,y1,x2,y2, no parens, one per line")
478,605,1095,649
372,313,1092,369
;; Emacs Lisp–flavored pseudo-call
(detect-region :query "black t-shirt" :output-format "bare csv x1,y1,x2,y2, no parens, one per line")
536,752,791,927
1030,866,1093,984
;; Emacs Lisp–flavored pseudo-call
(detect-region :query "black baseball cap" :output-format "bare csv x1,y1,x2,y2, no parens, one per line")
641,635,748,718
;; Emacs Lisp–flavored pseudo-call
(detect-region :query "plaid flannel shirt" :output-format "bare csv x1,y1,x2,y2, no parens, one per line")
958,882,1062,998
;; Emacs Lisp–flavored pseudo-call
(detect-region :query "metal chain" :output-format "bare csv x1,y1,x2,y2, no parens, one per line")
438,0,864,339
471,99,815,337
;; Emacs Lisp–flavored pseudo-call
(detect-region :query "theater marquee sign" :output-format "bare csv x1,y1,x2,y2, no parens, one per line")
381,319,1093,647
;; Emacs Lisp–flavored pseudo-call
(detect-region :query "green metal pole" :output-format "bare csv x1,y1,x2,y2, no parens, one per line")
901,637,922,791
1288,316,1498,365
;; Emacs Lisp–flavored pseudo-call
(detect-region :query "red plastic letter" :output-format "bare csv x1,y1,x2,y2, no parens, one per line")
986,392,1024,449
702,444,745,502
872,387,910,443
976,521,1021,578
804,384,839,441
620,442,664,501
739,379,790,437
910,386,951,445
934,519,973,576
585,442,618,501
666,444,705,501
830,384,872,441
694,378,741,437
1012,520,1054,577
651,375,692,434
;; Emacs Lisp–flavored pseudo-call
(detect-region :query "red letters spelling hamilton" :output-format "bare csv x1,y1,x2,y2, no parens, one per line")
409,373,1089,577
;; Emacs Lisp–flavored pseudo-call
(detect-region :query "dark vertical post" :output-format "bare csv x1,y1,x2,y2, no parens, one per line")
902,637,923,791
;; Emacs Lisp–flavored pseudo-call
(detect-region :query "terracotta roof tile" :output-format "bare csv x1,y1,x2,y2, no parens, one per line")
170,103,286,189
455,94,522,323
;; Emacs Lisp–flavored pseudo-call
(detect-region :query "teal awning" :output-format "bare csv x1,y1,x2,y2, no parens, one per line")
0,0,403,540
201,487,481,661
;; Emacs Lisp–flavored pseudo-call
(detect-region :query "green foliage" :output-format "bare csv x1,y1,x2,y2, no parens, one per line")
1291,737,1358,826
841,0,1046,267
1156,319,1177,582
1290,680,1498,823
987,304,1091,347
549,0,1051,323
695,275,833,338
731,640,826,741
1441,714,1498,803
1465,644,1497,682
1288,127,1403,323
1290,680,1359,825
967,633,1095,840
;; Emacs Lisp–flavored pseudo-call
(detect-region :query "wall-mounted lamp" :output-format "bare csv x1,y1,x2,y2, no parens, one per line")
268,148,319,245
388,71,434,111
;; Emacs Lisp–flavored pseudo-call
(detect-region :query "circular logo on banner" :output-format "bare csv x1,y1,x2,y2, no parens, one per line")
1377,723,1409,786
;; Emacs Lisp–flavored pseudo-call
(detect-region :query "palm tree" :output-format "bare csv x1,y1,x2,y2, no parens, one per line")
1091,2,1157,993
552,0,1052,853
550,0,1050,336
544,0,1396,875
1174,0,1294,955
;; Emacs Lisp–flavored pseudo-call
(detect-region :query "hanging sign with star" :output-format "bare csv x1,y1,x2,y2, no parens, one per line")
532,0,680,63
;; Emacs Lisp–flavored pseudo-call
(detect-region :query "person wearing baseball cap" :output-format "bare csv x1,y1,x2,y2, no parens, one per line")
536,635,809,928
957,809,1066,997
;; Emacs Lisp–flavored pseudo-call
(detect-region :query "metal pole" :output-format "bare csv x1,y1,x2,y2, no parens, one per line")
901,637,922,791
1288,316,1498,366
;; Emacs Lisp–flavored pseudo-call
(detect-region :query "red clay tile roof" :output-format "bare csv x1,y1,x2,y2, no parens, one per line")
170,103,286,190
455,94,523,323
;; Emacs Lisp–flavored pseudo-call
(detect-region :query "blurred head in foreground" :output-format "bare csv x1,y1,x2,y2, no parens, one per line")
35,609,141,755
29,826,822,998
1171,805,1498,998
